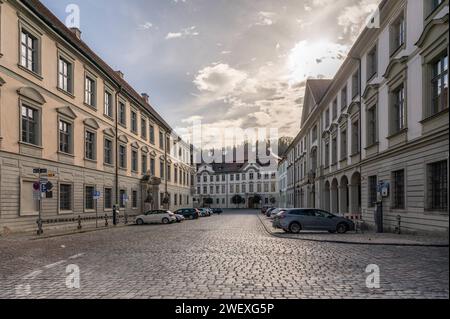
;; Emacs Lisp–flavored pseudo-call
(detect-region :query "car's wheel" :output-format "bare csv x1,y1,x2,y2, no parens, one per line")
336,223,348,234
136,218,144,225
162,217,170,224
189,215,194,220
289,222,302,234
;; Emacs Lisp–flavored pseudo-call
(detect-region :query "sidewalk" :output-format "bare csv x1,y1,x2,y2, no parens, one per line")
258,214,449,247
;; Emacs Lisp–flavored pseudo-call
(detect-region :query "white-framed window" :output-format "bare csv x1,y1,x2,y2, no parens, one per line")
84,75,96,107
20,29,39,73
104,90,113,118
429,53,449,117
367,45,378,81
390,11,406,55
85,130,96,160
391,84,406,134
21,104,39,145
59,120,72,154
58,56,73,93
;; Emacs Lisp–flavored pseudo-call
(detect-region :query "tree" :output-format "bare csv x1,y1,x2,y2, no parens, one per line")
231,195,244,208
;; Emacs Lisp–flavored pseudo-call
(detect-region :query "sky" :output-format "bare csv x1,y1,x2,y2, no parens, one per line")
42,0,380,147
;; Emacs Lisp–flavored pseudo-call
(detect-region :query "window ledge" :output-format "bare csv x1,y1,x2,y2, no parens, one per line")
350,151,360,157
84,209,96,214
84,158,97,163
103,162,114,168
57,87,75,99
424,209,449,216
84,103,97,111
390,43,406,58
366,73,377,83
17,64,43,81
364,142,379,150
387,128,408,140
103,114,114,121
19,141,43,149
420,108,449,124
58,151,75,158
59,210,73,215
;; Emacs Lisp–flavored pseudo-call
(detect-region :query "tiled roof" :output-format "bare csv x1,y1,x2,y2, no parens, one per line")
20,0,172,132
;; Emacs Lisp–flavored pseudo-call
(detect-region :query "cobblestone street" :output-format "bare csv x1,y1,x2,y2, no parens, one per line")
0,210,448,299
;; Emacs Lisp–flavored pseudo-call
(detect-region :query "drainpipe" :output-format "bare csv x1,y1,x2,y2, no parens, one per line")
114,86,123,226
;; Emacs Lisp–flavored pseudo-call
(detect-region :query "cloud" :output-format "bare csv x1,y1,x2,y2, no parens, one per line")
166,26,199,40
193,63,248,96
253,11,276,26
138,22,153,30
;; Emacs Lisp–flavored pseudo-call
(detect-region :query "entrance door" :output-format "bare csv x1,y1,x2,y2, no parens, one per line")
248,197,255,209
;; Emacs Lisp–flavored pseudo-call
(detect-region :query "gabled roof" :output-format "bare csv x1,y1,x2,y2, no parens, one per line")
20,0,172,132
307,79,333,104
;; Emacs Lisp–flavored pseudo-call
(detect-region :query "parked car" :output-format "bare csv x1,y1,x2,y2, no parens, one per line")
261,205,273,214
174,213,185,223
212,208,223,214
173,208,199,220
135,210,177,225
268,208,287,219
198,208,211,217
265,207,277,217
273,208,355,234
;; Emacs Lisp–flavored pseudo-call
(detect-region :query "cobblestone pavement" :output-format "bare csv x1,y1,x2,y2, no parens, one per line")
0,210,448,299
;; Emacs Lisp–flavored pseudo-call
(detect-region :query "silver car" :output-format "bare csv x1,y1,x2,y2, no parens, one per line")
273,208,355,234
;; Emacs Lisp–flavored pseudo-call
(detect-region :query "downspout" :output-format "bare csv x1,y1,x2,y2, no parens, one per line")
114,86,123,225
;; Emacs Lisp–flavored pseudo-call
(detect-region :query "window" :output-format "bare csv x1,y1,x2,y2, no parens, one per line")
210,186,214,194
390,12,405,54
21,104,38,145
84,75,96,107
104,188,112,210
340,129,347,160
104,91,113,118
324,142,330,167
131,110,137,133
119,145,127,168
119,102,126,126
174,168,178,183
59,184,72,211
331,137,337,164
142,154,148,174
132,190,138,209
367,45,378,81
20,29,38,73
368,176,378,207
210,175,214,182
85,130,96,160
159,132,164,150
149,125,155,144
167,164,171,181
104,138,113,165
332,99,338,120
430,53,448,117
236,174,240,181
203,186,207,194
351,120,360,154
141,118,147,139
58,57,73,93
160,161,165,179
427,161,448,211
392,169,405,209
85,186,95,210
59,120,71,154
341,86,348,109
352,70,360,99
312,125,318,142
367,105,377,146
249,173,254,180
391,84,406,134
230,175,234,181
325,109,330,128
150,158,155,176
119,190,126,208
131,150,138,172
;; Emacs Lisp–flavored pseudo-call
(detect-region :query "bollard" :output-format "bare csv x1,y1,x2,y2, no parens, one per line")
77,215,82,230
105,214,109,227
36,219,43,235
124,213,128,225
396,215,401,234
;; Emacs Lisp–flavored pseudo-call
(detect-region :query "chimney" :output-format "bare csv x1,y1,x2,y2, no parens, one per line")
70,27,82,40
141,93,149,103
116,70,124,79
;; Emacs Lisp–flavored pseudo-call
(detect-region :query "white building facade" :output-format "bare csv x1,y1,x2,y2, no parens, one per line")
285,0,449,234
195,162,279,209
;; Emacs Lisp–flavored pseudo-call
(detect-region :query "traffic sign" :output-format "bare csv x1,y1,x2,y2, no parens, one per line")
33,168,48,174
33,182,40,191
93,191,101,200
